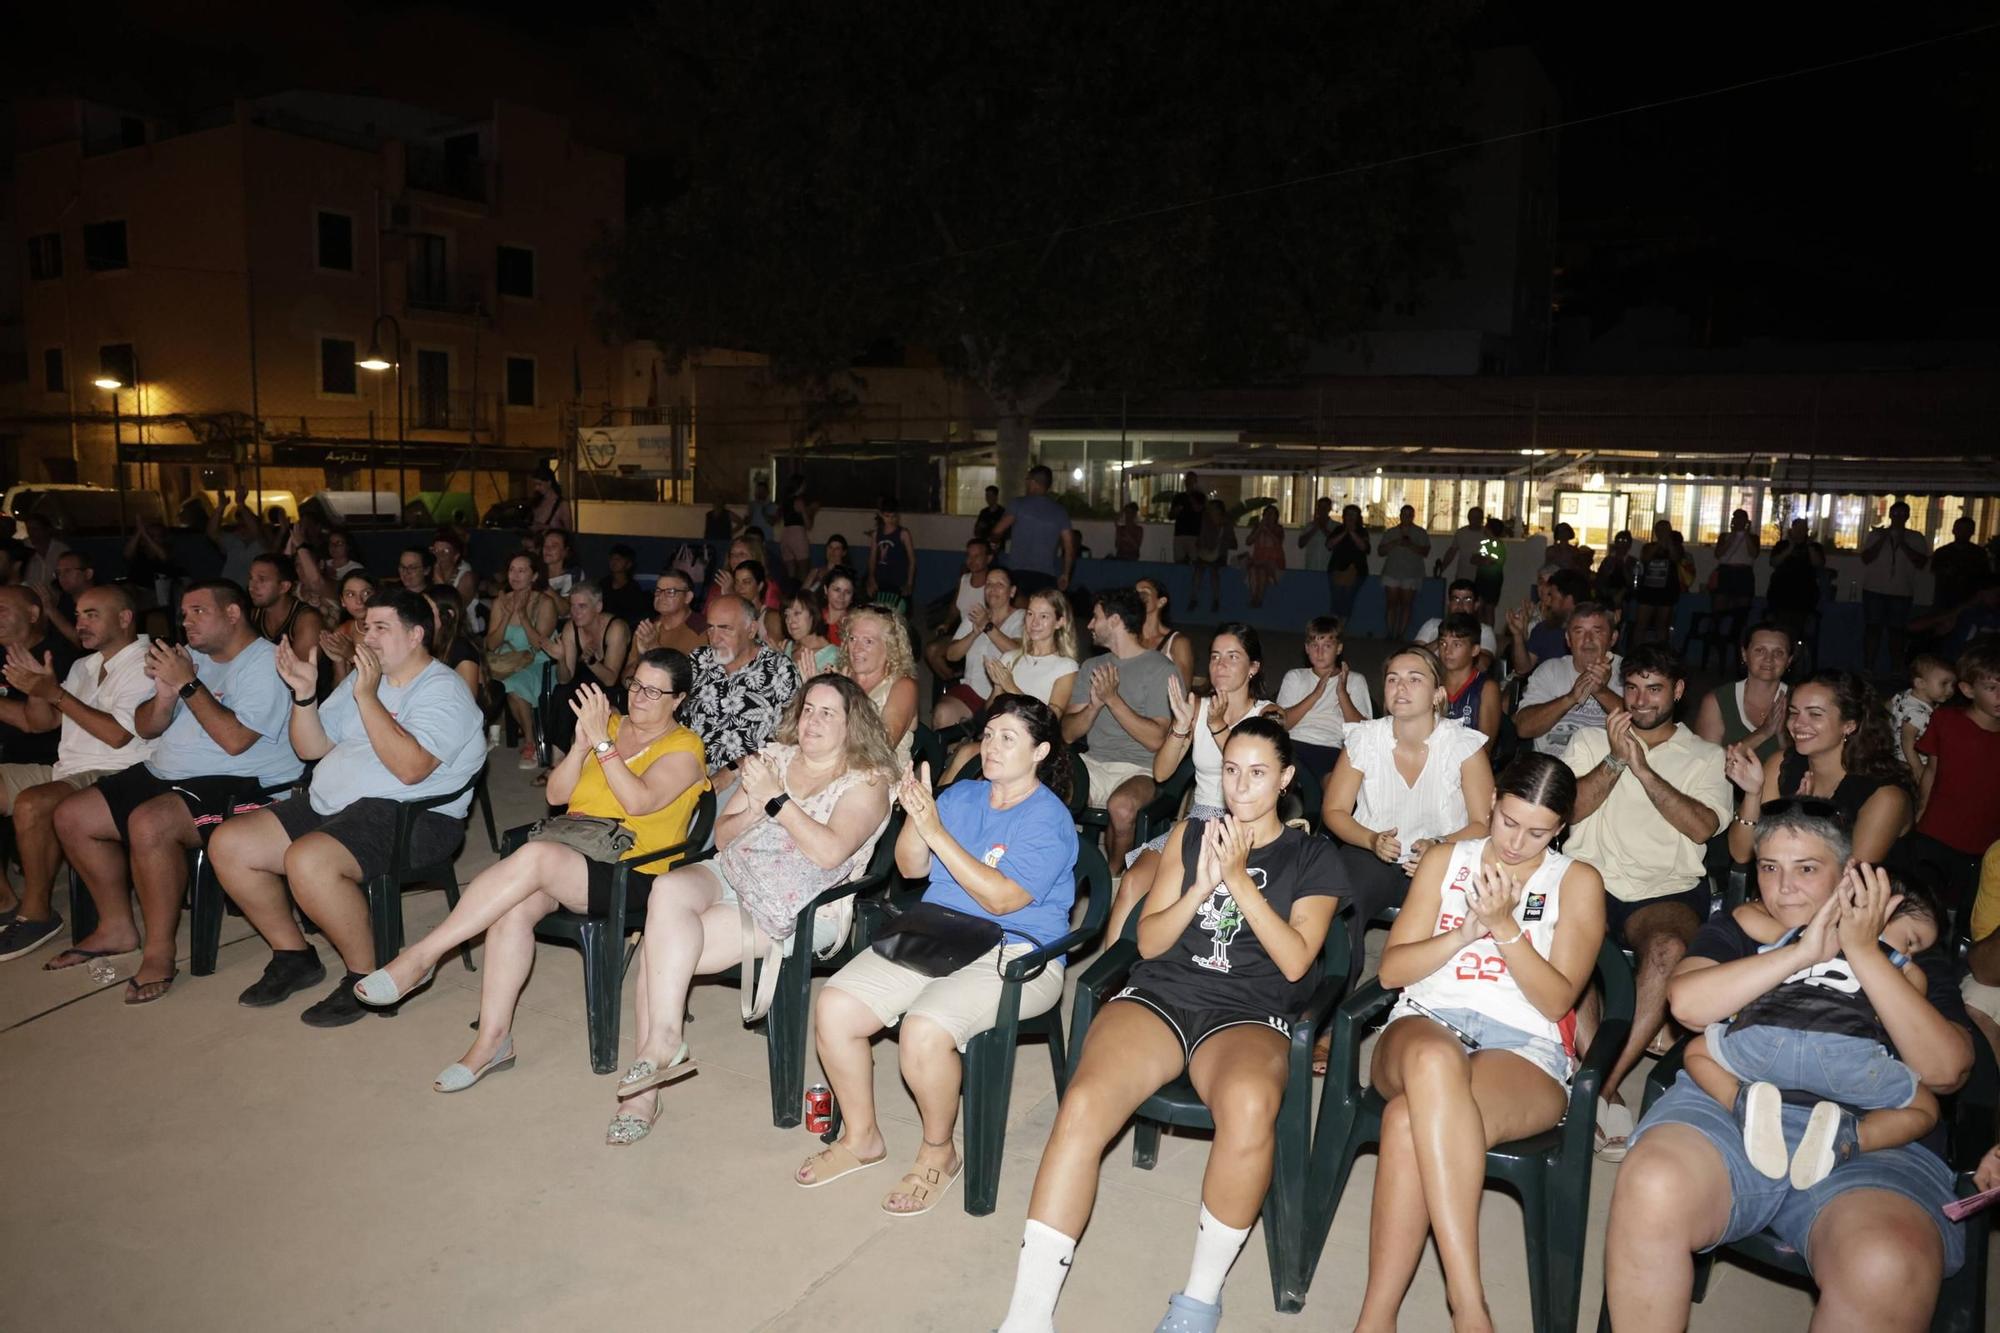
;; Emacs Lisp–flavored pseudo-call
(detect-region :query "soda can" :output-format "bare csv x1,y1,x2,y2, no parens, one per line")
805,1082,834,1134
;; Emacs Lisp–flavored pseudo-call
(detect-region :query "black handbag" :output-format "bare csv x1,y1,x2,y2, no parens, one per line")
869,902,1005,978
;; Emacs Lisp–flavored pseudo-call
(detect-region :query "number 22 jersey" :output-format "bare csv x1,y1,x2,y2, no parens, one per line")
1394,838,1578,1057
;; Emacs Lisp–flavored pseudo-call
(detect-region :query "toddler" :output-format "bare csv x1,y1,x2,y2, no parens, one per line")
1684,869,1942,1189
1890,654,1955,781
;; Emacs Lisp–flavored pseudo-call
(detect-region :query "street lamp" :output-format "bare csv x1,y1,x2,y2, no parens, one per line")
357,314,405,519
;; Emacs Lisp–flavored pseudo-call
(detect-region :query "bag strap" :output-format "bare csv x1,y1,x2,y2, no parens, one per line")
740,901,785,1024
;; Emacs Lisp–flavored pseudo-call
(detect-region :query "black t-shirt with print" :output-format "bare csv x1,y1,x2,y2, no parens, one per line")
1695,910,1969,1156
1128,820,1345,1016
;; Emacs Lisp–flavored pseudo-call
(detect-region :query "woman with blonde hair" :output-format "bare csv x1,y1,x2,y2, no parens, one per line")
939,587,1080,782
835,604,918,766
609,673,897,1143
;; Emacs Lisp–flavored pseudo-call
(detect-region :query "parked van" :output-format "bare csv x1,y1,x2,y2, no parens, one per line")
2,484,168,535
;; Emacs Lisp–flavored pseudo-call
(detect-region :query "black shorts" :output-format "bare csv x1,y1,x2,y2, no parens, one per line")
1111,985,1291,1059
267,794,465,882
1603,879,1713,947
1635,583,1680,608
94,766,283,845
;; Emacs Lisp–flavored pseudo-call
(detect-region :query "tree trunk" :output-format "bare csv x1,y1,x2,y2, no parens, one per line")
994,410,1033,500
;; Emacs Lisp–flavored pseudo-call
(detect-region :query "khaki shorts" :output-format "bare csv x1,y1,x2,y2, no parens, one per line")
0,765,109,816
1963,973,2000,1027
1081,754,1153,808
825,942,1065,1051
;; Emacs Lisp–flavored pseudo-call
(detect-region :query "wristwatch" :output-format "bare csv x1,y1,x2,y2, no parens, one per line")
592,739,616,759
178,679,201,701
765,791,792,818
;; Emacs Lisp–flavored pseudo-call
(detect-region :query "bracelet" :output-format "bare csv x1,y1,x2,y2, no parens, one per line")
1171,729,1192,740
292,693,316,708
1494,927,1526,945
1733,814,1755,830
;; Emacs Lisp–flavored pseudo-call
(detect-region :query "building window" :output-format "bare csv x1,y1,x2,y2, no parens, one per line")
98,343,137,388
316,211,354,272
320,337,359,396
44,348,66,394
504,355,536,408
496,245,535,299
27,233,62,280
83,221,128,271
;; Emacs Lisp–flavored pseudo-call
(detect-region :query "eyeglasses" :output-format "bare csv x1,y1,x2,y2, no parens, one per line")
656,586,689,598
629,682,678,702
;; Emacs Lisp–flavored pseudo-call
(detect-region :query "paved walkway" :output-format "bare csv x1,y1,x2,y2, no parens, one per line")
0,715,1971,1331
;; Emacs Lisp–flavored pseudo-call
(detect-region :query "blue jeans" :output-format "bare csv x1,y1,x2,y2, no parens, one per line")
1705,1022,1919,1112
1631,1072,1964,1274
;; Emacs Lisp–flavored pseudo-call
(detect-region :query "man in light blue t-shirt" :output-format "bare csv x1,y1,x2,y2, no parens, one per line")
50,579,302,1004
211,589,485,1027
989,464,1077,597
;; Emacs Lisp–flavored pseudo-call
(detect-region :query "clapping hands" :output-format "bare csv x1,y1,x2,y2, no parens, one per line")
1723,741,1763,795
1463,861,1523,941
3,645,60,701
275,637,319,698
896,762,940,835
569,681,613,748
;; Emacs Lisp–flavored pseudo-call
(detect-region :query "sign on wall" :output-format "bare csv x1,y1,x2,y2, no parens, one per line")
578,424,685,478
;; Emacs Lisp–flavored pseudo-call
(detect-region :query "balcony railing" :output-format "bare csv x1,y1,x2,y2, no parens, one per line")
406,388,491,433
405,270,488,317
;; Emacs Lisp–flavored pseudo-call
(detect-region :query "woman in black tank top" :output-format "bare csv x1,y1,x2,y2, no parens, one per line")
996,720,1343,1331
1724,671,1910,865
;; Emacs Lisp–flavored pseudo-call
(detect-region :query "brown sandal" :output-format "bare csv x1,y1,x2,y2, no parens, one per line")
880,1156,961,1217
794,1141,886,1189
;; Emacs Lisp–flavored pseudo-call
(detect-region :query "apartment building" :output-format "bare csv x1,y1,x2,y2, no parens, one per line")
7,92,623,514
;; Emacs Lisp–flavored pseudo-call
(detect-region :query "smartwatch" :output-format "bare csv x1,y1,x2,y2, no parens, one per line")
178,679,201,701
764,791,791,819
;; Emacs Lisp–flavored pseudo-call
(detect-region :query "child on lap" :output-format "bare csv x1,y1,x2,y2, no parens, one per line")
1683,864,1942,1189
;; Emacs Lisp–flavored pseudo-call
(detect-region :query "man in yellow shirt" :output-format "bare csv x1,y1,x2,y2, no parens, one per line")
1560,643,1733,1160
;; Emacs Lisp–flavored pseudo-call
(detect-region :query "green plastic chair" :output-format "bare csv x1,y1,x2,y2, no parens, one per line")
184,766,321,977
1306,935,1635,1332
1595,1031,1994,1333
956,841,1113,1214
1067,745,1108,834
1067,904,1361,1312
726,808,905,1127
1131,753,1195,847
911,723,946,782
1280,762,1323,834
359,769,488,974
483,789,717,1072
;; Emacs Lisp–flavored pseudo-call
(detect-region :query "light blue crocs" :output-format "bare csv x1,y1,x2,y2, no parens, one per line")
1155,1291,1222,1332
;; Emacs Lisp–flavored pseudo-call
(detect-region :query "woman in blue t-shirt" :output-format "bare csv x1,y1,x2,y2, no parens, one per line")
997,718,1344,1333
797,694,1077,1216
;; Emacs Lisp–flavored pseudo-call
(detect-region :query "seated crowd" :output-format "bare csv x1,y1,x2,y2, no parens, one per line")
2,500,1997,1333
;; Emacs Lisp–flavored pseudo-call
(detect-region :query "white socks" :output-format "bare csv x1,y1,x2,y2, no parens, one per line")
1183,1204,1251,1305
997,1219,1077,1333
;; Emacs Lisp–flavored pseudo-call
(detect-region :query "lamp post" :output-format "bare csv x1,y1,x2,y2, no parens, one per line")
94,348,140,521
357,315,404,520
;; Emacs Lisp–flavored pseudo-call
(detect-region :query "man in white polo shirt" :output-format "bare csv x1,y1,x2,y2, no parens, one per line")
1559,642,1732,1160
1513,602,1623,757
210,588,485,1028
0,585,155,961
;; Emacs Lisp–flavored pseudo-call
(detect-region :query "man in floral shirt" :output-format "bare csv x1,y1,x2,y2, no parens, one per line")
684,594,802,774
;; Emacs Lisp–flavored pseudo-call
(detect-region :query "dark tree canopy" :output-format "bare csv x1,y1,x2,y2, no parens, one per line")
606,0,1481,479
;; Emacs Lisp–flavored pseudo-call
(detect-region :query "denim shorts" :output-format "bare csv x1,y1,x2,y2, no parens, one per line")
1630,1072,1964,1275
1385,1001,1575,1088
1705,1022,1919,1112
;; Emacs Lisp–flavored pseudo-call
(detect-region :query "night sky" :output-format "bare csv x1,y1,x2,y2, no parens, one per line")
10,1,1995,355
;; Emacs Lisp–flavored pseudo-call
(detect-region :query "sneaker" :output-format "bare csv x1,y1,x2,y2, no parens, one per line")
300,972,375,1028
1790,1100,1861,1189
237,949,328,1007
0,915,66,962
1738,1082,1789,1180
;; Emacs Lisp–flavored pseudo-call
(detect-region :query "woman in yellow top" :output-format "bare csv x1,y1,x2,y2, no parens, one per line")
361,648,709,1093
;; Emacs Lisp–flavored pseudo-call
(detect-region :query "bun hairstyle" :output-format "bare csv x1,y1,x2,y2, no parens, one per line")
1493,751,1577,828
1227,714,1295,771
984,692,1071,803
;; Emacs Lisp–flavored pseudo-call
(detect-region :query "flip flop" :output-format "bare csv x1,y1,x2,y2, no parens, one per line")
44,945,137,972
1311,1033,1332,1077
881,1157,962,1217
124,971,178,1005
794,1141,887,1189
1595,1097,1635,1161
